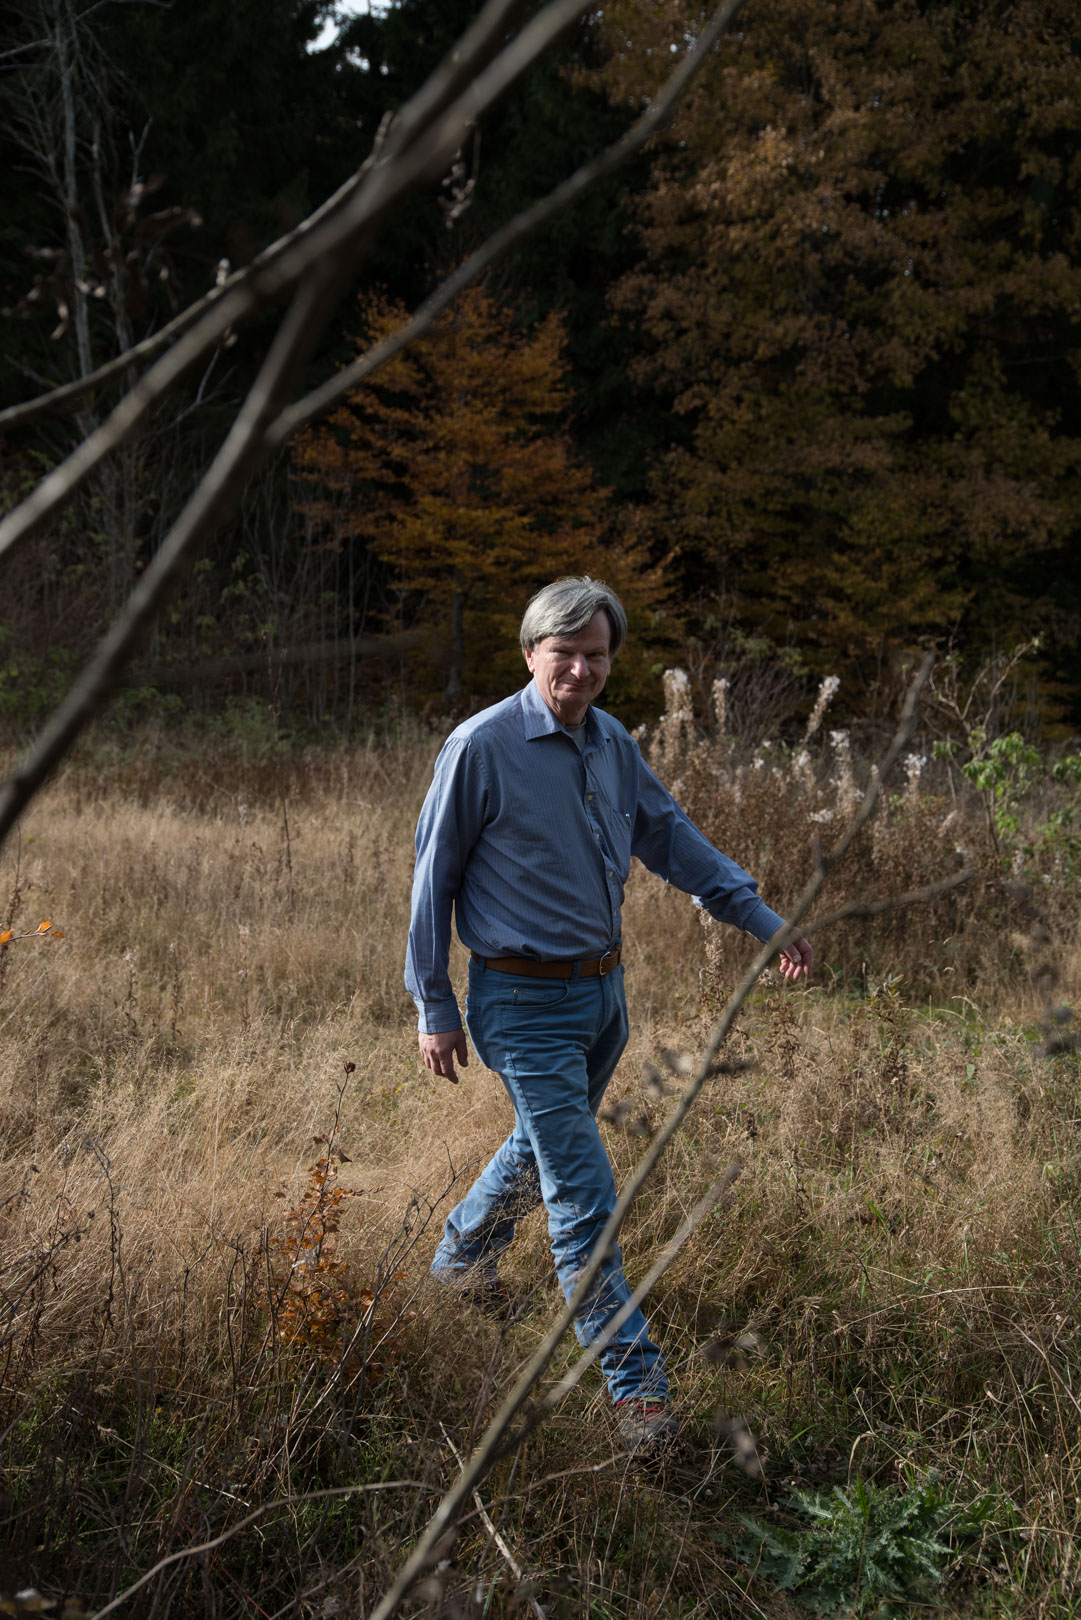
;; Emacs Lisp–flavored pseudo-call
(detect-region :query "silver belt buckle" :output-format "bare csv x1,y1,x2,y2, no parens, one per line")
598,948,619,976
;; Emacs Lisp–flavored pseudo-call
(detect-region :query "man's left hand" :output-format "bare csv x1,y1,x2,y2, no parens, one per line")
770,926,813,981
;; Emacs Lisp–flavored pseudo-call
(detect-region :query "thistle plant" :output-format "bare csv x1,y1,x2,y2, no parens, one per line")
728,1472,1013,1616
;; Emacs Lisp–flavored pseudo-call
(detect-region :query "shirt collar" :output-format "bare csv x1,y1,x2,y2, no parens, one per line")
520,679,613,748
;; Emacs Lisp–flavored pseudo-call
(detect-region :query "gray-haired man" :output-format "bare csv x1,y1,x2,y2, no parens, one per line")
406,577,811,1453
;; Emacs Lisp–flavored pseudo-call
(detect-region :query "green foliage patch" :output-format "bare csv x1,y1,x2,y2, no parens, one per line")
727,1472,1015,1616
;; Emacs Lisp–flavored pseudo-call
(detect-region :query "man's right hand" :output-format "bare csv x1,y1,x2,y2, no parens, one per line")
418,1028,469,1084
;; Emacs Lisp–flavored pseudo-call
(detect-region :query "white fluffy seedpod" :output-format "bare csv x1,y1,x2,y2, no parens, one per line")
904,752,927,806
792,747,815,793
830,728,860,810
712,676,729,739
803,674,840,744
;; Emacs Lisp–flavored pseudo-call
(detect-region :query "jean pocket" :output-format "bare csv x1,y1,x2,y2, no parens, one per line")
500,979,571,1009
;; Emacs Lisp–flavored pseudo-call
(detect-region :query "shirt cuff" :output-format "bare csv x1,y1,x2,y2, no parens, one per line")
416,999,463,1036
740,898,787,943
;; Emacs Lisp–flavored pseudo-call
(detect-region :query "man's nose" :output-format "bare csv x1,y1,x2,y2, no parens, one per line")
568,654,590,679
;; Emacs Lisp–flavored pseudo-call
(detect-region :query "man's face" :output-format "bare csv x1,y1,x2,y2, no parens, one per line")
524,608,612,726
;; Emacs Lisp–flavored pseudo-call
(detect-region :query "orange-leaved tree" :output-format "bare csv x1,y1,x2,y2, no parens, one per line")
595,0,1081,703
292,286,661,703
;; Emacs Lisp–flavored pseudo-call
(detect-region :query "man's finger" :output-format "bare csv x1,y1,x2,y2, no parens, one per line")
419,1030,466,1083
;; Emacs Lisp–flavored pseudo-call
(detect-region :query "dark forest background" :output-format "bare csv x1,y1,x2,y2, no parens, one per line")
2,0,1079,734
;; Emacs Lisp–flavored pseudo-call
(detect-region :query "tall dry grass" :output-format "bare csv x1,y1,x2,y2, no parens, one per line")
0,705,1077,1617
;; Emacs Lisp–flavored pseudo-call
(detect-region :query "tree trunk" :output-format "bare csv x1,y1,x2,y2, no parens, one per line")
445,574,466,700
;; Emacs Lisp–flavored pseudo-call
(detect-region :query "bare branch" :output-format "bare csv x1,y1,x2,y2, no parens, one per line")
515,1161,745,1434
270,0,750,443
0,0,593,566
0,158,375,432
0,0,745,851
806,866,975,933
0,264,335,846
0,1,537,435
86,1478,441,1620
439,1422,546,1620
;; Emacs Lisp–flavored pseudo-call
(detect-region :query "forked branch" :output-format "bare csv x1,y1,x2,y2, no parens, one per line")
0,0,746,854
0,0,591,569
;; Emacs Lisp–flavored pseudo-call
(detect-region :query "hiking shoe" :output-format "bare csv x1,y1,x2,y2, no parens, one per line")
615,1399,680,1458
455,1276,520,1322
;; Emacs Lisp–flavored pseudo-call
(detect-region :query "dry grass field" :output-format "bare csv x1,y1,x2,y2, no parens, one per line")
0,707,1078,1619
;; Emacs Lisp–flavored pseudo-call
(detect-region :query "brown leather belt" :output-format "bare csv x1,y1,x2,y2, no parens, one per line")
470,946,621,979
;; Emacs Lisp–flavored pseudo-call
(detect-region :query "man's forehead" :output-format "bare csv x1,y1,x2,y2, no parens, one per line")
539,612,611,650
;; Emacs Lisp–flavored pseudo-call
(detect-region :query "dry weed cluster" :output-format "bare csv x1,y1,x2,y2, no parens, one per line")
0,704,1077,1618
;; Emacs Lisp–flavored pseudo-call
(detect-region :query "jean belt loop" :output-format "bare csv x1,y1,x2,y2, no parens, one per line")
570,958,582,984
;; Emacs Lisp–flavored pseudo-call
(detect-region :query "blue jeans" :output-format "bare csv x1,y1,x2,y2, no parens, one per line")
430,958,668,1405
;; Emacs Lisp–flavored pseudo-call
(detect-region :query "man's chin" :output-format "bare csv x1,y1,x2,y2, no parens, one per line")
555,693,591,722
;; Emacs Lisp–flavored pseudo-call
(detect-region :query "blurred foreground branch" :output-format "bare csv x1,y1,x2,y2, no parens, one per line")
807,867,976,932
0,0,746,856
0,0,588,569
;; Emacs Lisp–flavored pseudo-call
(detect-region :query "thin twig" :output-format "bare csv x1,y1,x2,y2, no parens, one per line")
86,1479,440,1620
0,0,534,435
0,264,335,847
268,0,750,445
0,0,592,568
1,2,671,863
510,1162,744,1437
0,0,743,855
806,867,975,932
439,1422,547,1620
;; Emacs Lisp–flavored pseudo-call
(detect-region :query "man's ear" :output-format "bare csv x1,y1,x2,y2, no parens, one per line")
523,645,535,673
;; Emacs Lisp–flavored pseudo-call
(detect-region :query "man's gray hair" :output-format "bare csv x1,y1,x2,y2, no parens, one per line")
520,576,628,656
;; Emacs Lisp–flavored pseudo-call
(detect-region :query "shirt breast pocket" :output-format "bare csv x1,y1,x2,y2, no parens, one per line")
608,808,632,872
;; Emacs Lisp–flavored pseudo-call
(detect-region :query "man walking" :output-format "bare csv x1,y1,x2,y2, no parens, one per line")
406,577,812,1454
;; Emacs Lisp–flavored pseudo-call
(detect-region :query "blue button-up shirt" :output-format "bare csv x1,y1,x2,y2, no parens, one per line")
405,680,785,1033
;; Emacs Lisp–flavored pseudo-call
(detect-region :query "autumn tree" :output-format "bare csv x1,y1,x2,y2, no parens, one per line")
597,0,1081,706
292,285,662,704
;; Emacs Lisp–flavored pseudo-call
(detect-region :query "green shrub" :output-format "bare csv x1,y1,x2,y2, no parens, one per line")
727,1471,1013,1615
